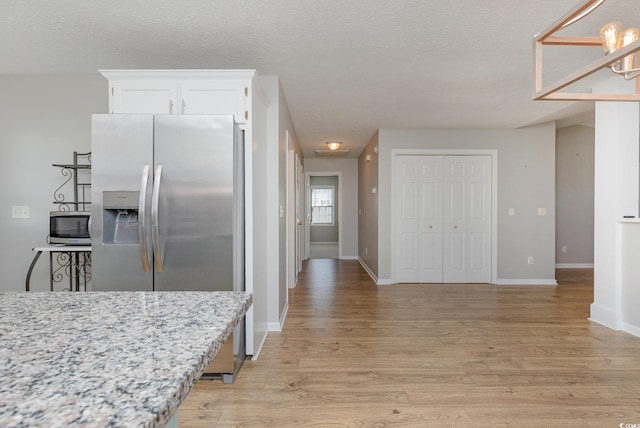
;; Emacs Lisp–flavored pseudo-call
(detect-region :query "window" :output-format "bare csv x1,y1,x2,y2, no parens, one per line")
311,186,335,225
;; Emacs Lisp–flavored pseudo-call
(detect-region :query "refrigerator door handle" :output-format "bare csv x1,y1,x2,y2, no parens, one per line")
152,164,164,272
138,164,151,272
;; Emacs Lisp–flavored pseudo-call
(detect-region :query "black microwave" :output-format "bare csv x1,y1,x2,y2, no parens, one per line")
49,211,91,245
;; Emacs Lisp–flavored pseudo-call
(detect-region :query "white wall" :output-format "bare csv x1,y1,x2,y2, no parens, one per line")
555,125,595,266
249,76,272,354
358,134,379,277
375,124,557,284
303,158,359,259
258,75,300,331
0,75,107,291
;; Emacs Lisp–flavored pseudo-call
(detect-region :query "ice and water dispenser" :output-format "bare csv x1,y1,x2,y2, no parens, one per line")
102,191,140,244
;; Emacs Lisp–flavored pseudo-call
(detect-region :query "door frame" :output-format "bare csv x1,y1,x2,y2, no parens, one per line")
286,131,296,289
305,172,343,259
285,131,305,288
391,149,498,284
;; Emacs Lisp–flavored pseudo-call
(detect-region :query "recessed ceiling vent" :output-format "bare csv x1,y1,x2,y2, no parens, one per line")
315,149,350,157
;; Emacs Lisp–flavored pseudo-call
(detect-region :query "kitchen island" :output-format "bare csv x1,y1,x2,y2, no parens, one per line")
0,291,252,427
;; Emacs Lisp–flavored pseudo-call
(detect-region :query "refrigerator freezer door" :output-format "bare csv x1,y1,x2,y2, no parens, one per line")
91,114,154,291
138,164,152,272
151,164,164,272
153,115,236,291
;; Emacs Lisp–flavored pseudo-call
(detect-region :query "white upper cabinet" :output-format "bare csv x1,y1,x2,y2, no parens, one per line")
100,70,255,122
110,80,177,114
181,80,247,119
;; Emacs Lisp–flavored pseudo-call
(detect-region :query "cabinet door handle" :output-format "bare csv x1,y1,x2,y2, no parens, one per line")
181,99,186,114
169,99,174,114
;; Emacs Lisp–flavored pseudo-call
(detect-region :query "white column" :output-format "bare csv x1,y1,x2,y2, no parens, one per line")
591,77,640,330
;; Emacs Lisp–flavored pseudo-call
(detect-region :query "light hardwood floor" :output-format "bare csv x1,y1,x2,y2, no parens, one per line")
179,260,640,427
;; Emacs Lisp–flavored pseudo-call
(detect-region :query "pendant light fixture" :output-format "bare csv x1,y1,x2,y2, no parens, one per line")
326,141,342,151
533,0,640,101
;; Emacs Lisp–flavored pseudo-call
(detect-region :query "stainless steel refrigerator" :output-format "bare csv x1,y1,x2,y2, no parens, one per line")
91,114,245,383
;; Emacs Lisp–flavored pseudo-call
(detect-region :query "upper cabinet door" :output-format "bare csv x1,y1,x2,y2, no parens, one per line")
110,80,178,114
180,80,247,121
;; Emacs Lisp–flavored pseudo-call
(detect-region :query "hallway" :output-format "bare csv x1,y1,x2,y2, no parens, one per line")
180,260,640,427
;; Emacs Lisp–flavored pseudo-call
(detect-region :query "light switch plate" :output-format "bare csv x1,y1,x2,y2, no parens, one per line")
508,208,515,216
538,208,547,216
12,206,30,219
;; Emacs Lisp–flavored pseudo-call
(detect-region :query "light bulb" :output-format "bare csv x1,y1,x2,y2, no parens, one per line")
618,28,640,48
600,22,623,54
326,141,342,151
616,28,640,73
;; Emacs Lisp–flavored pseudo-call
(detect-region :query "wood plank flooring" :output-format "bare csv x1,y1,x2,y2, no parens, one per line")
179,260,640,427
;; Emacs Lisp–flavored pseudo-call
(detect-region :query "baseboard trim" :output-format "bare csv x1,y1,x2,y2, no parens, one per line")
589,305,639,337
340,256,359,260
589,302,619,330
555,263,594,268
494,279,558,285
359,274,558,286
267,322,281,331
310,241,339,245
356,258,396,285
250,330,268,360
268,301,289,332
623,322,640,338
358,258,379,284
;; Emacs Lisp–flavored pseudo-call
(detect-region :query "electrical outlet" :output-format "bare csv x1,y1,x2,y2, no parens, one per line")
538,207,547,216
527,256,534,265
12,206,30,219
561,246,567,254
508,208,515,216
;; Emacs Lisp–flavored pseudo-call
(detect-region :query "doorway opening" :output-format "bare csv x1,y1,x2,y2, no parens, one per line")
306,173,341,259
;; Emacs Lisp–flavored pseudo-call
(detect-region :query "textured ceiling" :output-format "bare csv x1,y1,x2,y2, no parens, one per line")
2,0,638,157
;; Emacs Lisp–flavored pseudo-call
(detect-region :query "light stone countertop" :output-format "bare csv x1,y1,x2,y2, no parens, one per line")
0,291,252,428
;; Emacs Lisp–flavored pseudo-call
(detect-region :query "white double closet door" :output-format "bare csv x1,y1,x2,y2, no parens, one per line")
395,155,492,283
